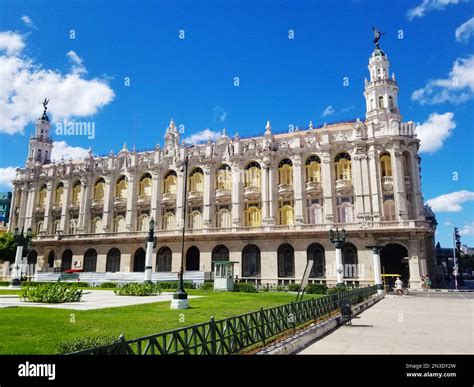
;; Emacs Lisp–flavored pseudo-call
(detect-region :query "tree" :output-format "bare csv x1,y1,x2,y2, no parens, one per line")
0,232,16,262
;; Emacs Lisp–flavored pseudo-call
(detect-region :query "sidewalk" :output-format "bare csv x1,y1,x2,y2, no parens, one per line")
298,293,474,354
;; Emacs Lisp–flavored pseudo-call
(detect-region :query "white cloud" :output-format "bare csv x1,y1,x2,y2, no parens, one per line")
184,129,220,145
407,0,466,21
66,50,87,75
340,105,355,113
322,105,334,117
0,166,18,189
0,31,25,54
412,55,474,104
213,106,228,122
51,141,90,162
20,15,38,30
0,30,115,135
460,221,474,236
427,190,474,212
416,112,456,153
455,17,474,43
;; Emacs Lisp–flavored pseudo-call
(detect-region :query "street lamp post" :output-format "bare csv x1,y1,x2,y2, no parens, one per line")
10,227,32,288
329,227,346,285
144,218,155,283
366,245,384,295
171,156,189,309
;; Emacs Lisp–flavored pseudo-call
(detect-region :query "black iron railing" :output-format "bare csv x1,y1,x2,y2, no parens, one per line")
70,286,376,355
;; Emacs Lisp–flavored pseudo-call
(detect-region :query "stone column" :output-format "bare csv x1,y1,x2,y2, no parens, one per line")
126,172,137,230
261,165,269,224
267,164,276,225
321,152,334,223
24,184,38,230
367,144,381,221
203,166,212,229
42,182,54,234
59,181,70,232
293,155,304,224
368,245,384,295
17,185,29,229
392,150,408,220
411,152,424,220
231,163,241,227
77,178,91,233
102,175,114,232
176,170,185,229
150,170,161,227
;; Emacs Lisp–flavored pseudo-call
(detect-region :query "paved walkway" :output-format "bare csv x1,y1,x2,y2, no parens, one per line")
298,293,474,354
0,290,202,310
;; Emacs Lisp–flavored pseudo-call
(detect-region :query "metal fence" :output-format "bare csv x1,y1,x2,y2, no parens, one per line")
70,286,376,355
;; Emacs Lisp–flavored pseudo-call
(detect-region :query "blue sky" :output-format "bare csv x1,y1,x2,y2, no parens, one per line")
0,0,473,246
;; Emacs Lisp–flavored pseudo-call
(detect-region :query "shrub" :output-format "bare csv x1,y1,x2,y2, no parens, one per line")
21,283,82,303
157,281,194,290
305,283,328,294
233,282,258,293
99,282,118,288
199,282,214,291
287,283,300,292
114,282,161,296
275,285,287,292
327,284,349,295
56,336,117,354
0,281,10,286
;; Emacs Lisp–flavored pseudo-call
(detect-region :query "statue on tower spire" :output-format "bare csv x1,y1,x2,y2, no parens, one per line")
372,27,384,48
41,98,50,121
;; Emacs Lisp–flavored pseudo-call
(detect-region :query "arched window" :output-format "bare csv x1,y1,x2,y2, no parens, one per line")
133,248,146,272
189,168,204,193
378,96,384,108
279,204,294,225
212,245,229,271
61,249,73,272
45,150,49,161
115,176,128,199
69,219,77,235
185,246,200,271
94,178,105,201
307,243,325,278
92,217,102,233
139,214,149,231
380,154,392,177
342,243,358,278
216,208,232,228
37,149,42,161
245,205,261,227
139,173,152,196
83,249,97,272
216,164,232,190
163,170,177,194
278,159,293,186
383,199,396,221
163,212,176,230
71,181,81,206
114,216,126,232
156,247,172,272
389,96,394,108
335,152,352,181
244,162,261,188
308,203,323,224
54,183,64,207
190,210,203,229
106,248,121,272
278,243,295,278
305,155,321,183
337,201,353,223
242,244,261,277
38,184,47,208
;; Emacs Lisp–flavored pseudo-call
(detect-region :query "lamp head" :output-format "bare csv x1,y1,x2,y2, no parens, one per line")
149,218,155,232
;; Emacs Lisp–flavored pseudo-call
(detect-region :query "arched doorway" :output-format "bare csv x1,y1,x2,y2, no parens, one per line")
83,249,97,272
211,245,229,271
106,248,121,272
380,243,410,284
47,251,55,270
342,243,358,278
61,249,73,272
185,246,200,271
242,244,261,277
156,247,172,272
307,243,325,278
278,243,295,278
27,250,38,275
133,248,146,272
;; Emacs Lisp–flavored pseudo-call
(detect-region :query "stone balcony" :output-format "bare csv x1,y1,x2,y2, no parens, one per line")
161,193,176,205
35,205,45,214
335,179,352,194
215,188,231,203
381,176,393,192
306,181,322,196
278,184,293,198
244,186,261,201
188,191,203,204
69,201,80,210
114,197,127,208
51,202,62,212
91,198,104,209
137,195,151,207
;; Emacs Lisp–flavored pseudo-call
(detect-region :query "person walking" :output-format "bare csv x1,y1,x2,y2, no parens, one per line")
395,276,404,296
421,275,426,290
425,275,432,290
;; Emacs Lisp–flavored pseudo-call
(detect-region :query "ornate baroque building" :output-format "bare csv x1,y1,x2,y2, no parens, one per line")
8,43,437,288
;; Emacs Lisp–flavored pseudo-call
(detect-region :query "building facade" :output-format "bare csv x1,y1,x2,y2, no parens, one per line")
8,43,437,288
0,192,12,231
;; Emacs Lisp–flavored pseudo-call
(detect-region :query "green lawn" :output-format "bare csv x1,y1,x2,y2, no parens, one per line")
0,290,320,354
0,289,21,295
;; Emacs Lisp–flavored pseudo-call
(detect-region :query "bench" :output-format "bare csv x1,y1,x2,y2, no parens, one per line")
339,299,353,326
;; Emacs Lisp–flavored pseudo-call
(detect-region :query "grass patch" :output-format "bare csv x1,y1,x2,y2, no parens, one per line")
0,290,320,354
0,289,21,295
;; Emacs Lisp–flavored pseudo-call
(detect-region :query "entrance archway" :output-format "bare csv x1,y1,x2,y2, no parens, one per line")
185,246,200,271
61,249,73,272
380,243,410,284
133,248,146,272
